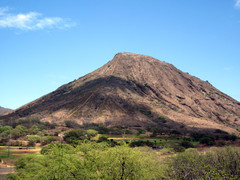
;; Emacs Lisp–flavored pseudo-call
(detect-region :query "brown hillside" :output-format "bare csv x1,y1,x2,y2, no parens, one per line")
0,106,12,115
1,53,240,134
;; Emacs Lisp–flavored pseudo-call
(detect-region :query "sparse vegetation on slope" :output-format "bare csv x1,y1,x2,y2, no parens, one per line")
1,53,239,135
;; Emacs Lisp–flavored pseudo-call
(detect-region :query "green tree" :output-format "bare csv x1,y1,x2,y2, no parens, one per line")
13,142,165,179
63,129,88,144
0,125,12,134
168,147,240,179
28,125,39,135
85,129,98,138
11,125,27,139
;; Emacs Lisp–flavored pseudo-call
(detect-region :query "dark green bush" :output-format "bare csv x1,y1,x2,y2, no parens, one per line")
129,140,154,147
180,140,194,149
41,136,56,146
136,128,146,135
64,129,88,144
199,136,215,145
173,145,185,152
98,125,110,134
64,120,80,128
97,135,108,142
139,109,152,117
190,132,215,145
170,130,181,135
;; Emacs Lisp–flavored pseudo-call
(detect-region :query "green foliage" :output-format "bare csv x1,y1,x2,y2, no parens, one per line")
199,136,215,145
220,133,237,141
168,147,240,179
172,145,185,152
190,132,215,145
14,142,164,179
27,135,41,146
170,129,181,135
85,129,98,138
180,140,194,149
97,135,109,142
129,140,154,147
0,125,12,139
27,135,40,143
109,128,122,135
82,123,128,135
150,129,157,137
28,125,39,135
40,143,75,155
0,125,12,134
15,155,36,169
123,128,132,134
81,143,163,179
154,115,167,124
139,109,152,117
41,136,56,146
64,129,88,144
10,125,27,139
64,120,80,128
136,128,146,135
98,125,109,134
14,117,56,130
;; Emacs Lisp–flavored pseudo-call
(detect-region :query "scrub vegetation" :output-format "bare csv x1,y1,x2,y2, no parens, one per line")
0,119,240,179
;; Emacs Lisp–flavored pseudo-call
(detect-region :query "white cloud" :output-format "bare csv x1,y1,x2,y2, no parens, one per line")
235,0,240,8
0,7,76,30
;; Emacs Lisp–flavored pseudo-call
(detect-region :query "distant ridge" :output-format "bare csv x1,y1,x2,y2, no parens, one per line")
1,53,240,134
0,106,12,115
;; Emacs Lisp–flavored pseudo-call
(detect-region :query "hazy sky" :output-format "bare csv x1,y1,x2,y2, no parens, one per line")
1,0,240,109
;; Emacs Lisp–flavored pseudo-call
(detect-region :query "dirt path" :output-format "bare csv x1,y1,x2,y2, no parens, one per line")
0,166,15,179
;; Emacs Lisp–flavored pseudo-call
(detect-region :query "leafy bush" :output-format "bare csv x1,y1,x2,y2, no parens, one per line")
190,132,215,145
41,136,56,146
27,135,40,142
173,145,185,152
136,128,146,135
154,115,167,124
170,130,181,135
97,135,108,142
139,109,152,117
15,142,164,179
129,140,154,147
14,118,56,130
64,129,88,144
168,147,240,179
28,125,39,135
220,133,237,141
180,140,194,149
98,125,110,134
27,135,41,146
40,143,74,155
123,129,132,134
10,125,27,139
85,129,98,138
109,129,122,135
64,120,80,128
199,136,215,145
0,125,12,134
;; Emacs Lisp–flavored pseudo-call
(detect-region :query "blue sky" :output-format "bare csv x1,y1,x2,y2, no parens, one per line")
0,0,240,109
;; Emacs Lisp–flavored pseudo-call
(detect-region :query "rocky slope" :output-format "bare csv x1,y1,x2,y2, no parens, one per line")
1,53,240,134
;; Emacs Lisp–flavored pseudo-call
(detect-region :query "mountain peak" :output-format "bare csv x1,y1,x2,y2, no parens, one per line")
1,53,240,134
